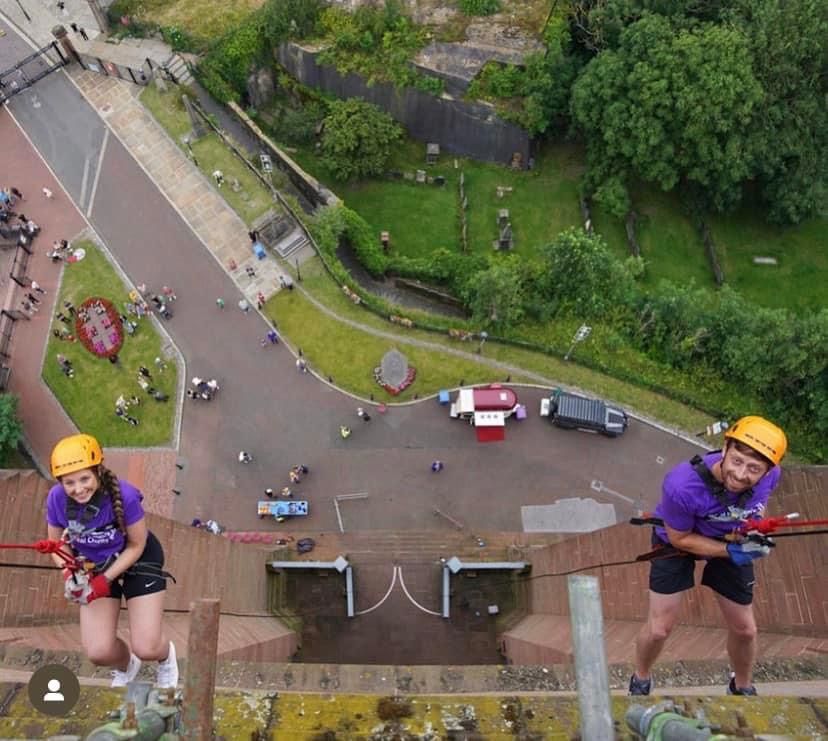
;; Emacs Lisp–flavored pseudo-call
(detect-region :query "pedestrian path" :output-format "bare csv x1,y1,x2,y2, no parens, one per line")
69,71,292,306
0,0,100,50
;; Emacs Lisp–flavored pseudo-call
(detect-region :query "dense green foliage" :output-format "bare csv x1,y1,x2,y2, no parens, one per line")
572,15,762,212
197,0,325,103
320,99,403,181
568,0,827,223
0,394,23,467
459,0,501,16
467,18,580,135
724,0,828,224
317,1,443,94
453,226,828,459
197,19,267,103
261,0,325,41
462,257,526,327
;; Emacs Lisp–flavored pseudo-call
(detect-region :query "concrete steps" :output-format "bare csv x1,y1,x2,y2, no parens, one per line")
272,225,309,258
161,53,194,86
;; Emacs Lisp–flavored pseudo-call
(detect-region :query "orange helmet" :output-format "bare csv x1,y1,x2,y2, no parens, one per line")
724,416,787,466
50,434,103,478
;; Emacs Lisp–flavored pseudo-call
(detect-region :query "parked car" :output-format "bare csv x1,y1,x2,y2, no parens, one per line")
540,389,628,437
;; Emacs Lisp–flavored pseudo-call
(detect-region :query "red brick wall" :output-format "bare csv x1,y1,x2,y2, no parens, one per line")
523,466,828,635
0,471,284,628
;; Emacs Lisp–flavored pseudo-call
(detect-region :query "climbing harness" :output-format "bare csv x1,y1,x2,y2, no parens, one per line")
0,538,176,605
689,453,754,510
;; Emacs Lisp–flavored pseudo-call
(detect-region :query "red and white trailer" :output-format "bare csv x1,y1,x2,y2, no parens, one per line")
450,385,519,418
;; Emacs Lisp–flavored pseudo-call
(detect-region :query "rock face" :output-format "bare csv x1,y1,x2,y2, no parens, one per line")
246,66,275,108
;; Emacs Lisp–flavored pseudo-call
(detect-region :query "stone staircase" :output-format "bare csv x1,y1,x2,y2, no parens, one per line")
264,529,568,565
161,52,194,87
272,224,309,258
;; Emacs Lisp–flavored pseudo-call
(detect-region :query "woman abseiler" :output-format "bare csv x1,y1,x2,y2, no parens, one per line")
46,433,178,688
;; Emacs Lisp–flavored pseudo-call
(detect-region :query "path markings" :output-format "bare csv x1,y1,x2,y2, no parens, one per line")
333,492,369,533
590,479,642,514
354,566,441,617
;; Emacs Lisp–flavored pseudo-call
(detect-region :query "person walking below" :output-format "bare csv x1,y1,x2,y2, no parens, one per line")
238,451,253,464
431,460,444,473
45,434,179,688
340,426,351,440
56,354,74,378
357,407,371,422
30,280,46,295
629,416,787,697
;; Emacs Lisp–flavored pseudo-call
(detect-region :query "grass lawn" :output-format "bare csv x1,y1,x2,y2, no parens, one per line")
114,0,263,45
291,127,826,314
140,85,279,226
42,242,178,446
266,276,533,402
710,207,828,313
327,139,593,260
276,258,718,436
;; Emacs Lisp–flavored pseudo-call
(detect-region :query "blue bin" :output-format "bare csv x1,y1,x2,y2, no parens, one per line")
438,389,450,405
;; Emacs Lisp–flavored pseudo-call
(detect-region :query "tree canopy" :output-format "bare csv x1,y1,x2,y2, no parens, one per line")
572,15,762,211
0,394,22,467
569,0,827,222
319,99,403,181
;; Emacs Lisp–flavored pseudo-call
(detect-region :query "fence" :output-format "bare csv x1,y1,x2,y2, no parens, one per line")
0,240,34,390
74,52,153,86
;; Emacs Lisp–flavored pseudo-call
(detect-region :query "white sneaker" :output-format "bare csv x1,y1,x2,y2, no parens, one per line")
156,640,179,688
110,653,142,687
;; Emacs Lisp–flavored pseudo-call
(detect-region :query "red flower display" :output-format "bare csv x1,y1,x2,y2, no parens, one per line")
74,297,124,359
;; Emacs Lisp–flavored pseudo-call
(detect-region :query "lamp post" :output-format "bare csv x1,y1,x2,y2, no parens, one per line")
477,331,488,354
564,324,591,361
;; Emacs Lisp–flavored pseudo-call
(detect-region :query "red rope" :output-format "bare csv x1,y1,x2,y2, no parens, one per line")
741,517,828,535
0,540,76,566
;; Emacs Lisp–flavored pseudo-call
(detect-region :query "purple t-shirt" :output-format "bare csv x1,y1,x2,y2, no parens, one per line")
654,452,781,541
46,479,145,563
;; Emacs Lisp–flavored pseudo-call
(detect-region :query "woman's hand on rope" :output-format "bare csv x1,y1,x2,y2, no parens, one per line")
87,574,111,602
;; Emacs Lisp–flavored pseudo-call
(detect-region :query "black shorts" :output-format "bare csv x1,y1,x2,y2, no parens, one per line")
109,531,167,601
649,532,755,606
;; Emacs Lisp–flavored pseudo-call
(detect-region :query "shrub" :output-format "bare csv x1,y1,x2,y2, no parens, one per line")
459,0,501,16
319,99,403,181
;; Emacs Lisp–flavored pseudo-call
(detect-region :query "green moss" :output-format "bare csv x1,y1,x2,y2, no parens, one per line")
0,685,825,738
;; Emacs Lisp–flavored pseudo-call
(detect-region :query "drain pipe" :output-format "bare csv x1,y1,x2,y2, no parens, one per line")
626,703,714,740
568,575,613,740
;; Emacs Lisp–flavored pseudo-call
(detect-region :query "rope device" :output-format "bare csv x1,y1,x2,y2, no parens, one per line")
0,539,176,605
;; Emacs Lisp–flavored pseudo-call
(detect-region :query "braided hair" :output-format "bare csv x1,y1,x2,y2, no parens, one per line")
97,465,127,535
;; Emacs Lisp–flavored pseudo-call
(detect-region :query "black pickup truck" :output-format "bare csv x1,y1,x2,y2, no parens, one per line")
540,389,628,437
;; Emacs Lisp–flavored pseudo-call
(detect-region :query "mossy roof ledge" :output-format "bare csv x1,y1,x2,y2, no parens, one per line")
1,688,825,738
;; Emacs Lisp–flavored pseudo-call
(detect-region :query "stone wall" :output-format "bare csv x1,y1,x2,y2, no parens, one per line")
276,42,532,168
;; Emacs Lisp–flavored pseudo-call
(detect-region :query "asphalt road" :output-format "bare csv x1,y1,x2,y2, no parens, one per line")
3,26,702,534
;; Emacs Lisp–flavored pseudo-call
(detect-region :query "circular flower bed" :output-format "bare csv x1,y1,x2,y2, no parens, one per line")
75,297,124,359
